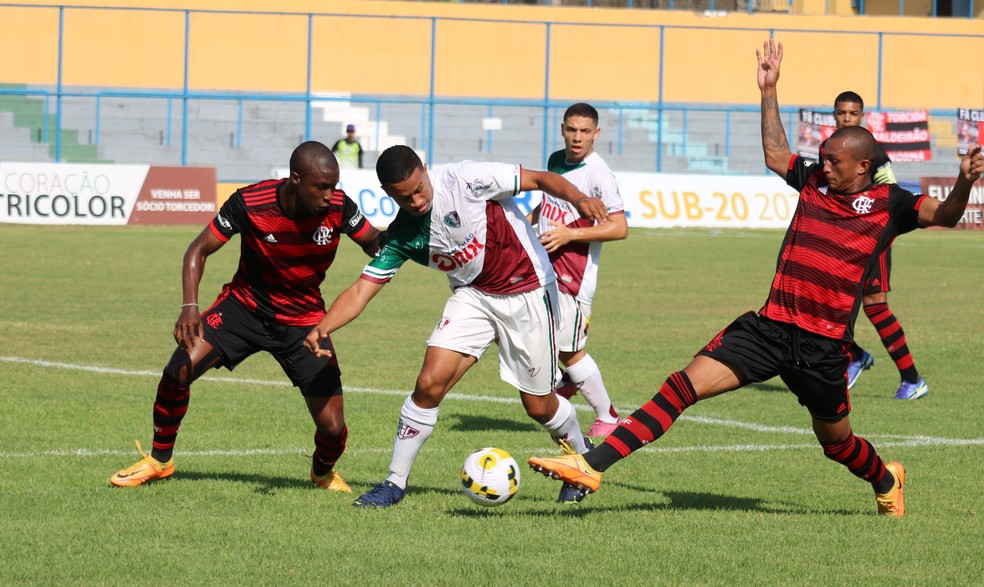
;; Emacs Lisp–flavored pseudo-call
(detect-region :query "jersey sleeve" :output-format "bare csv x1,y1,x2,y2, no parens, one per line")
209,191,248,242
784,154,817,193
337,191,372,238
887,184,925,235
458,161,522,201
359,212,427,284
595,169,624,213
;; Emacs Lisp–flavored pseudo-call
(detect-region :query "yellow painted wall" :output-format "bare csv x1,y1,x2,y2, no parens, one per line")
1,0,981,109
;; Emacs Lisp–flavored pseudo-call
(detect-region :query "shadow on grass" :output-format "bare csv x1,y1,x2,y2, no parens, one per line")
496,484,862,517
444,413,540,433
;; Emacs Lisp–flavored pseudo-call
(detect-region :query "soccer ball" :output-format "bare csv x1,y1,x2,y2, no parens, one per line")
460,447,520,507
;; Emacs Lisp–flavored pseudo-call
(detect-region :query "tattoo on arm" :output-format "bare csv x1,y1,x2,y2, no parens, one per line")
761,96,789,154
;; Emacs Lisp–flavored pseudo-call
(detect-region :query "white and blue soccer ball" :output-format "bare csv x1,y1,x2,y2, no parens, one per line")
460,447,520,507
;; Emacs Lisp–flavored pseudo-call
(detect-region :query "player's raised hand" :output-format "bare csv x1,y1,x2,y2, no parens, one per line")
304,326,334,358
960,146,983,182
756,38,783,91
173,306,204,351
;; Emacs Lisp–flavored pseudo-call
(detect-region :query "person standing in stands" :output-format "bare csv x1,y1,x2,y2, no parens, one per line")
332,124,364,169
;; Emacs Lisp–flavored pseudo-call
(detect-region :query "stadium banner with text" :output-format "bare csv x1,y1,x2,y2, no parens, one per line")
797,109,836,161
0,162,217,225
920,176,984,231
280,167,802,230
865,111,932,162
797,109,932,163
957,108,984,156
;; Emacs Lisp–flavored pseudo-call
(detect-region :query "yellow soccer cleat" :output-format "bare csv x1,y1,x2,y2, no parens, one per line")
311,469,352,493
875,461,906,517
528,439,602,493
109,440,174,487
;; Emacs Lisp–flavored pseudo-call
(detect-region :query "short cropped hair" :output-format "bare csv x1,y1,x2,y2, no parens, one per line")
829,125,876,163
564,102,599,125
290,141,335,176
376,145,423,185
833,91,864,111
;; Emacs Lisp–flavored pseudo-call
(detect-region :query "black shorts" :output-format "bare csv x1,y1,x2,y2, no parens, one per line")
696,311,852,421
201,294,342,398
863,248,892,295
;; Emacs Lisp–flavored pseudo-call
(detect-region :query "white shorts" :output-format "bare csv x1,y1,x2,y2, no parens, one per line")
555,291,592,353
426,284,559,395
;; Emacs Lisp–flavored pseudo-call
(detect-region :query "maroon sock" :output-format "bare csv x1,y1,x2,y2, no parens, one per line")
312,426,348,476
151,372,190,462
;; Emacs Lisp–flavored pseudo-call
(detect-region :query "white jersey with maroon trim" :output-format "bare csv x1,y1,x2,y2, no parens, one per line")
363,161,556,295
535,150,624,302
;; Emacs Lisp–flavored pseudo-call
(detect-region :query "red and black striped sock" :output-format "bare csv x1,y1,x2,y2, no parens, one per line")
312,426,348,476
865,302,919,383
151,372,190,462
587,371,697,472
821,433,893,492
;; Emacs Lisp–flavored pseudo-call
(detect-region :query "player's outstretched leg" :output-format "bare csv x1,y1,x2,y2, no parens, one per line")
530,371,698,496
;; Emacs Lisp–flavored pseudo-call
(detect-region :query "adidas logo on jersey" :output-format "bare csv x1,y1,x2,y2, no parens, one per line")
264,233,278,243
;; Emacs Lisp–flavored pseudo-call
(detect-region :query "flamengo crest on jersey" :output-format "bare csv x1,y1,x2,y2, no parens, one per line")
536,150,624,301
363,161,556,295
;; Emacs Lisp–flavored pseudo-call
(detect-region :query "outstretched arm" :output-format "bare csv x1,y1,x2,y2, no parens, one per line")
520,168,608,224
757,38,792,177
174,227,225,351
304,277,385,357
538,213,628,253
917,146,984,228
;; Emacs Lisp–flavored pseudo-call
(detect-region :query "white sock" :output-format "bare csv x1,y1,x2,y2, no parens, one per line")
385,395,438,489
541,394,590,453
565,354,618,423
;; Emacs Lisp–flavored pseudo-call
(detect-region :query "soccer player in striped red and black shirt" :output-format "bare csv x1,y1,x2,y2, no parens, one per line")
109,141,381,492
528,38,984,518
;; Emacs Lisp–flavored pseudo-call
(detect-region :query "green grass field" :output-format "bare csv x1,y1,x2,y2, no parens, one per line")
1,224,982,585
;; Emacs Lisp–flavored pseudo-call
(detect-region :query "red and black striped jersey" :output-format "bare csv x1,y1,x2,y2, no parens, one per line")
759,155,926,341
208,179,372,327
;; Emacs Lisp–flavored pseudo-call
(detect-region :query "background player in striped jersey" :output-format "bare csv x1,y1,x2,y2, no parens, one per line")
527,39,984,518
109,141,381,492
815,92,927,400
304,145,609,508
528,103,629,443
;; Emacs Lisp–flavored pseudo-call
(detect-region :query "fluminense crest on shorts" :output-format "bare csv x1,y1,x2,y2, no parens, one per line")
443,211,461,228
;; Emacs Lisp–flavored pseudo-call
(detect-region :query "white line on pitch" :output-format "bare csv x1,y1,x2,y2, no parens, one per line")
3,355,982,450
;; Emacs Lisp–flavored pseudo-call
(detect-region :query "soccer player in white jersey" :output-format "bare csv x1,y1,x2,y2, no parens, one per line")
304,145,609,508
529,103,629,448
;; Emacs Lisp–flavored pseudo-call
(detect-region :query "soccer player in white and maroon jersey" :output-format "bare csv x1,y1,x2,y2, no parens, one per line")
528,39,984,518
304,145,609,508
528,103,629,451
